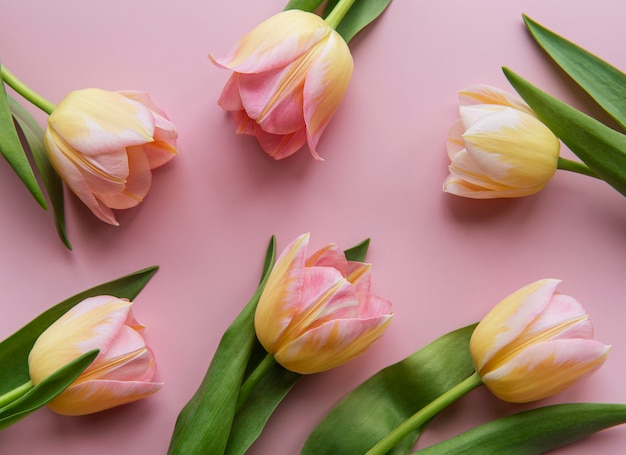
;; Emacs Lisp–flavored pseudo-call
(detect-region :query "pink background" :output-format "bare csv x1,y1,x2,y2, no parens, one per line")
2,0,626,453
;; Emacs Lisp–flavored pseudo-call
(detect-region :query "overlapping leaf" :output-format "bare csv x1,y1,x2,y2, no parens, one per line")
302,324,477,454
415,403,626,454
323,0,392,43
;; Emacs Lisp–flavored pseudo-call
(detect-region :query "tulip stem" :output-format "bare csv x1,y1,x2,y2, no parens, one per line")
236,354,278,410
0,381,33,409
557,157,598,179
364,371,483,455
325,0,357,29
0,66,56,114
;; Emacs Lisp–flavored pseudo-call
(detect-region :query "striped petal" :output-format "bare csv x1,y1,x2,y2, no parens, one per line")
97,146,152,209
459,84,535,116
305,243,347,275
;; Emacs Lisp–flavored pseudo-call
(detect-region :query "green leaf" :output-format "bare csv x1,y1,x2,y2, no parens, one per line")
0,350,98,430
324,0,393,43
415,402,626,454
0,74,46,208
0,266,159,395
283,0,325,12
344,238,370,262
302,324,478,455
523,15,626,131
168,237,276,455
8,96,70,249
503,67,626,197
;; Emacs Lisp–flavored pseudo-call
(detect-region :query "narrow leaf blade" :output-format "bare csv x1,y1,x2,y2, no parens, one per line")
283,0,325,12
415,403,626,455
168,237,276,455
0,75,46,208
503,67,626,197
8,96,69,249
302,324,477,455
0,266,159,394
344,238,370,262
523,15,626,131
324,0,392,43
0,350,98,430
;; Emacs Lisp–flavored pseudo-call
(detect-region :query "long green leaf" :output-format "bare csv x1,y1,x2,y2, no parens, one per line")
283,0,325,12
222,238,371,454
168,237,276,455
0,266,159,395
324,0,393,43
302,324,477,455
8,96,69,249
523,15,626,131
0,350,98,430
503,67,626,197
415,403,626,454
0,74,46,208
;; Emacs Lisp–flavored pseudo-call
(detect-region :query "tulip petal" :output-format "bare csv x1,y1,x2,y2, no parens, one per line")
527,292,593,340
97,146,152,209
217,73,245,111
253,125,308,160
305,243,347,275
459,84,535,116
209,10,329,74
47,379,163,416
471,279,561,372
346,262,372,296
255,233,310,351
447,119,466,159
482,338,610,403
303,31,353,161
275,314,392,374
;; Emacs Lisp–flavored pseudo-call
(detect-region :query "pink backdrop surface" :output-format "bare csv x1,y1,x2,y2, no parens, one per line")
2,1,626,453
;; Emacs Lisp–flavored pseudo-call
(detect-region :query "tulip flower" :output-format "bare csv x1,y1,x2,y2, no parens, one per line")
44,88,178,225
210,10,353,161
470,279,610,403
28,295,162,416
254,233,392,374
444,85,560,198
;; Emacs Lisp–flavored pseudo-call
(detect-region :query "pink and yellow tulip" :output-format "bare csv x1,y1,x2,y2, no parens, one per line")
444,85,560,198
254,233,393,374
470,279,610,403
210,10,353,161
44,88,178,225
28,295,162,415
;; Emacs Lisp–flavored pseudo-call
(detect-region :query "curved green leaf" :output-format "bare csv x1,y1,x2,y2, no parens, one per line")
302,324,477,455
0,74,46,208
415,403,626,454
523,15,626,131
324,0,393,43
0,350,98,430
503,67,626,197
168,237,276,455
0,266,159,395
344,238,370,262
284,0,325,12
8,96,69,249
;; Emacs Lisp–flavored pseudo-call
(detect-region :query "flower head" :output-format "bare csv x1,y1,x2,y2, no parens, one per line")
210,10,353,161
470,279,610,403
254,233,392,374
44,88,178,225
28,295,162,415
444,85,560,198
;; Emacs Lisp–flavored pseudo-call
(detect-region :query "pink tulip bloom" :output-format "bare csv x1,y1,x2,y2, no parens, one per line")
44,88,178,225
444,85,560,198
28,296,162,415
210,10,353,161
470,279,610,403
254,233,392,374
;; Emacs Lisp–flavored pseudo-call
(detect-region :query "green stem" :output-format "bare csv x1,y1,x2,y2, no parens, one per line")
325,0,357,29
365,371,483,455
236,354,277,410
0,381,34,409
557,157,598,179
0,66,56,114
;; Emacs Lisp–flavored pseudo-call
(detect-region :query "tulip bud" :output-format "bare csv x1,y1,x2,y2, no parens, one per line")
470,279,610,403
28,296,162,415
210,10,353,161
44,88,178,225
254,233,392,374
444,85,560,198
